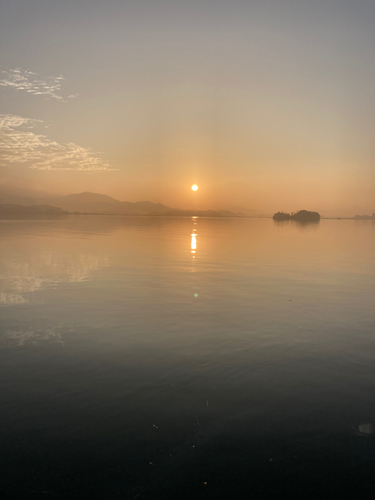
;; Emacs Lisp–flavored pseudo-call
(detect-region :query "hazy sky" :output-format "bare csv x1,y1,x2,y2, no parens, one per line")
0,0,374,211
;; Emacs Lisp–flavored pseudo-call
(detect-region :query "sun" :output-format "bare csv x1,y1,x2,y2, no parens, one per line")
191,184,198,191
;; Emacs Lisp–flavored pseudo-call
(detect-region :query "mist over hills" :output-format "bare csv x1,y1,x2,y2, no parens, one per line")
0,184,372,218
52,193,172,215
0,204,67,216
0,185,241,217
0,185,58,206
57,192,125,214
319,207,375,218
226,205,268,217
0,186,171,215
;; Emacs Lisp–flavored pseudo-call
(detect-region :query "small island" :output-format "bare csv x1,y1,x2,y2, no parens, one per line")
273,210,321,221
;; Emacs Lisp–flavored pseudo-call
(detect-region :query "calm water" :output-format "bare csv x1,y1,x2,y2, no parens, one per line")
0,216,374,499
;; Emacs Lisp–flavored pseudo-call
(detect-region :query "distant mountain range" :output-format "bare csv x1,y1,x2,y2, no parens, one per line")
0,185,245,217
0,186,172,215
353,213,375,220
3,184,369,218
55,192,174,215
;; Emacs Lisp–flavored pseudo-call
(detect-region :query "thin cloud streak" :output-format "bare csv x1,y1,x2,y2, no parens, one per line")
0,68,78,101
0,114,117,171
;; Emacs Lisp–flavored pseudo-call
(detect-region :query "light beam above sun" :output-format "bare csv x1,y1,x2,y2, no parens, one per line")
191,184,198,191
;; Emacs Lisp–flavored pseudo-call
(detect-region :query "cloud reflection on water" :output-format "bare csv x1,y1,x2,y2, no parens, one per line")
0,248,109,305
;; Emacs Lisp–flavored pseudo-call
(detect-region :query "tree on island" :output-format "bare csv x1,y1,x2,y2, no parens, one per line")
273,210,320,221
273,211,291,220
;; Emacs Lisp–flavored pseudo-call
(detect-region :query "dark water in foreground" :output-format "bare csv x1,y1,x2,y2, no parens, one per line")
0,216,374,499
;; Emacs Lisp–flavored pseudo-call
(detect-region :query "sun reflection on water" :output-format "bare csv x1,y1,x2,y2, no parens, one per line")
191,231,197,256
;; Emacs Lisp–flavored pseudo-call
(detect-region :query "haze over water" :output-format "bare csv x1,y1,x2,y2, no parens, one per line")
1,216,374,498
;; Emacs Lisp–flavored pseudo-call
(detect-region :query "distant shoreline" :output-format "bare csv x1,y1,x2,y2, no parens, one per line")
0,212,374,221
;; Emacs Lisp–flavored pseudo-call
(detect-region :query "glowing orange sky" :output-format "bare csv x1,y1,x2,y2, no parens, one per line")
1,0,374,215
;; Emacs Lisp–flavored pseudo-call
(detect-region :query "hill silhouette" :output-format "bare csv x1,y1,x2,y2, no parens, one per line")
0,186,241,217
0,187,171,215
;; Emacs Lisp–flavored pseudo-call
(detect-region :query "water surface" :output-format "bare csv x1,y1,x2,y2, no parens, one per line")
1,216,374,499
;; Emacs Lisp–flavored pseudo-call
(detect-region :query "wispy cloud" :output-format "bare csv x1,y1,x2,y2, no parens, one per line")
0,68,77,101
0,114,117,171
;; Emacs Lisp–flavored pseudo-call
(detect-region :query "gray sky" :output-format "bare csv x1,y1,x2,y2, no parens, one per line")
0,0,374,211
